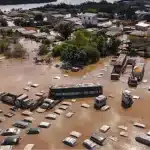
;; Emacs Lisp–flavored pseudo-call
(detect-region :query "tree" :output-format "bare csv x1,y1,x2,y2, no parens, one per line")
14,18,22,26
40,27,49,33
34,14,43,22
96,36,106,56
7,29,13,36
109,37,121,55
42,39,51,45
12,44,26,58
55,22,74,40
85,46,100,63
38,44,49,56
60,44,87,66
0,39,9,53
52,43,68,57
74,30,88,47
0,19,8,27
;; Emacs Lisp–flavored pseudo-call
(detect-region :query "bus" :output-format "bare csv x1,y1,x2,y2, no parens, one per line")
49,83,103,100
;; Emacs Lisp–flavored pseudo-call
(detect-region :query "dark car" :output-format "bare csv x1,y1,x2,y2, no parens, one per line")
1,136,21,145
26,128,40,135
12,121,29,129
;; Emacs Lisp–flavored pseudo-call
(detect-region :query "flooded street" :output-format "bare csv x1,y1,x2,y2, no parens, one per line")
0,39,150,149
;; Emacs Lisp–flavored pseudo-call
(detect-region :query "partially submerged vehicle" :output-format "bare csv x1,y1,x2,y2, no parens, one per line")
36,98,60,113
30,96,45,111
26,128,40,135
14,94,28,108
128,58,145,87
135,135,150,146
94,95,107,109
1,128,20,136
0,93,20,106
121,90,133,108
49,83,103,100
1,136,21,145
90,133,106,146
83,139,97,149
12,121,29,129
111,54,127,80
63,137,77,147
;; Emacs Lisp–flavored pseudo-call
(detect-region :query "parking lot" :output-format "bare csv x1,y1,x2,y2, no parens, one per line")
0,56,150,150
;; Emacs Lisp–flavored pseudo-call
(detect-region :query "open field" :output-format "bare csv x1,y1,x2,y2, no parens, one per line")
0,39,150,150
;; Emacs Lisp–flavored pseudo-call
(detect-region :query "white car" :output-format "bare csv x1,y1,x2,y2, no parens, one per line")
1,128,20,136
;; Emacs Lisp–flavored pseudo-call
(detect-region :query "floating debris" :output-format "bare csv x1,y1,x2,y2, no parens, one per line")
118,125,128,131
64,74,68,77
143,80,148,83
147,131,150,136
54,109,63,115
109,136,118,142
71,99,76,102
101,105,110,111
23,87,30,91
120,131,128,137
133,96,140,99
31,84,39,88
54,76,60,79
81,103,90,108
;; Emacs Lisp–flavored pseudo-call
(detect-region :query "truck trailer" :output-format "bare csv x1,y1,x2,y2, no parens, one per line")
49,83,103,100
111,54,127,80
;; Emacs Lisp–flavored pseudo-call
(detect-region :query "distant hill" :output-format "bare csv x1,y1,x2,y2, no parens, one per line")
0,0,56,5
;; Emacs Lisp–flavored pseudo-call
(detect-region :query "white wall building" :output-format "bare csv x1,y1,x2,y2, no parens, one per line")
81,13,98,26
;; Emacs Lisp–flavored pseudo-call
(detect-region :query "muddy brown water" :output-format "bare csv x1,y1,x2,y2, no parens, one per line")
0,39,150,149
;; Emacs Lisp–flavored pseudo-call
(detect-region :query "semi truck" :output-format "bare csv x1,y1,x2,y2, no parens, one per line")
111,54,127,80
128,58,145,87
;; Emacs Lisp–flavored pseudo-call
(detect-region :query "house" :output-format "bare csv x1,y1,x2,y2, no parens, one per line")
81,13,98,27
135,21,150,31
106,26,123,37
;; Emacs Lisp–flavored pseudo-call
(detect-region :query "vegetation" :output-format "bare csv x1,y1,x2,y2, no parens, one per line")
4,43,27,59
0,18,8,27
38,44,49,56
34,14,43,22
54,22,74,40
52,29,121,66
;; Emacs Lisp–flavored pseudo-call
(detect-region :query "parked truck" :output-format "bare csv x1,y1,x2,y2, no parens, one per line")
128,58,145,87
121,90,133,108
94,95,107,109
111,54,127,80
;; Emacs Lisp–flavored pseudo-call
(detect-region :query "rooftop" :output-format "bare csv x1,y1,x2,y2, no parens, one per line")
82,13,97,17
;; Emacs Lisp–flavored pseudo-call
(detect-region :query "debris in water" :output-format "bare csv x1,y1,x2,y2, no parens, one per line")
118,125,128,131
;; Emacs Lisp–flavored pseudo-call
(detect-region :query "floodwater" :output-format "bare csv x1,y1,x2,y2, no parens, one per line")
0,0,116,12
0,39,150,149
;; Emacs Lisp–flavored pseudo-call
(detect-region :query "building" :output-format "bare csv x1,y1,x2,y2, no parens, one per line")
135,22,150,31
81,13,98,27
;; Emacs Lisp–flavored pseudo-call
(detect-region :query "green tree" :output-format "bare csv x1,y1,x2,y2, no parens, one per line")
74,30,88,47
34,14,43,22
7,29,13,36
40,27,49,33
12,44,26,58
60,44,87,66
0,39,9,53
38,44,49,56
109,37,121,55
55,22,74,40
96,36,106,56
42,39,51,45
0,19,8,27
52,43,68,57
85,46,100,63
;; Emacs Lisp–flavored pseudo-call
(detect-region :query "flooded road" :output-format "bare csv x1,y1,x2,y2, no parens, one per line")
0,39,150,149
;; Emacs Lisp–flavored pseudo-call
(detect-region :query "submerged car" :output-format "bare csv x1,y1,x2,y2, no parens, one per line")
26,128,40,135
1,128,20,136
1,136,21,145
12,120,29,129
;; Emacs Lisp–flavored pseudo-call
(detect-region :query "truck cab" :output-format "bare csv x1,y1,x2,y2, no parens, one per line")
94,95,107,109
